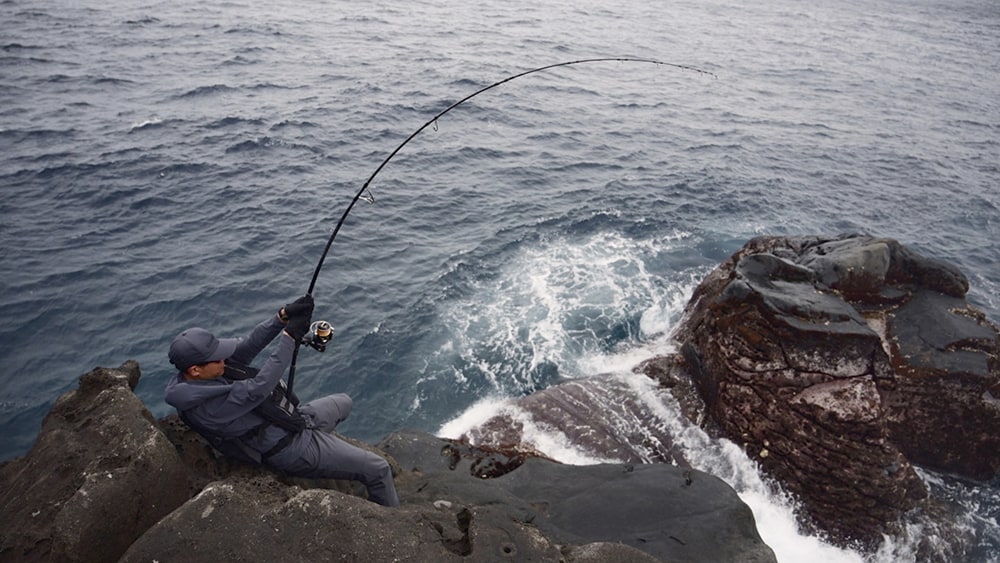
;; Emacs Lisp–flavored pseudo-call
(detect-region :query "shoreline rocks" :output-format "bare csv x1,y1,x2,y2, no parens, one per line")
4,233,994,560
0,362,775,563
0,362,196,563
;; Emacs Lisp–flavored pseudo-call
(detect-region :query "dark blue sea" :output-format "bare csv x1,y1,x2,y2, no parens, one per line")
2,0,998,559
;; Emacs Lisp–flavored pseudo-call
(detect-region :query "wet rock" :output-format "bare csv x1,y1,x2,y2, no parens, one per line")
462,375,690,465
666,234,1000,547
381,430,776,563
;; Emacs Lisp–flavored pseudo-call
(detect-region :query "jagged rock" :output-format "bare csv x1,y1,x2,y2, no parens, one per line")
0,360,776,563
0,362,196,563
661,234,1000,548
460,375,690,465
123,429,776,563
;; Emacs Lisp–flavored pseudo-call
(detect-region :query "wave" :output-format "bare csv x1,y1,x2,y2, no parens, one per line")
0,128,75,142
424,218,999,561
129,117,163,131
224,23,283,36
440,371,874,562
177,84,238,98
224,136,324,154
123,16,160,25
221,55,256,66
92,76,135,86
2,43,45,51
203,116,265,129
270,119,320,130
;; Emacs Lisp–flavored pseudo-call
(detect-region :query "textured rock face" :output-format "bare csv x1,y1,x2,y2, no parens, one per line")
668,234,1000,547
382,431,776,563
0,361,775,563
0,362,197,563
461,375,690,466
125,431,775,563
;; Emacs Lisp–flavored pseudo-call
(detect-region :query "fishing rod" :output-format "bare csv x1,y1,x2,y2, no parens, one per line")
285,57,715,393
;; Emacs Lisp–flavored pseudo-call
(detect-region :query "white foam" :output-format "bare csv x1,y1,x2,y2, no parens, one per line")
437,395,508,439
438,229,697,391
437,395,614,465
439,368,869,562
129,117,162,130
432,229,915,561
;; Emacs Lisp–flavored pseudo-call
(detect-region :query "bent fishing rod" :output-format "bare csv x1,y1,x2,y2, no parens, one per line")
285,57,716,393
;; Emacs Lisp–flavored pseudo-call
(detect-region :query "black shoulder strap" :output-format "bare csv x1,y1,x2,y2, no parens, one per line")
224,361,306,431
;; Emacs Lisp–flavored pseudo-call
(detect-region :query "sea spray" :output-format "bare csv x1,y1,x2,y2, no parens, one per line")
431,229,925,561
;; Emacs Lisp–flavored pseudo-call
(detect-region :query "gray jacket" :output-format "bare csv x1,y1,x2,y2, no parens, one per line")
164,315,295,455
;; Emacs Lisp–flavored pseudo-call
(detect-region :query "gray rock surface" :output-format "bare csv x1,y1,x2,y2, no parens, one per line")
382,430,775,563
1,362,775,563
0,362,196,563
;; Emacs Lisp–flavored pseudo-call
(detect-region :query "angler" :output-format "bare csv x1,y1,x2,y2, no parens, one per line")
164,296,400,507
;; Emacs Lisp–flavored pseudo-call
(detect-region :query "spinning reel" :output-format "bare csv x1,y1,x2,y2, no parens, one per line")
301,320,334,352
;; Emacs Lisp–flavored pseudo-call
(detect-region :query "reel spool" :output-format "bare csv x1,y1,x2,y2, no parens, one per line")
303,320,334,352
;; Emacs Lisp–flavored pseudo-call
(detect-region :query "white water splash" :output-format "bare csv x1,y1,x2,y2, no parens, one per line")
437,229,697,393
438,395,615,466
128,117,163,131
433,229,890,562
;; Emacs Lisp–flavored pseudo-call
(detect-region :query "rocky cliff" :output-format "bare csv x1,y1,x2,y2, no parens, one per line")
447,234,999,558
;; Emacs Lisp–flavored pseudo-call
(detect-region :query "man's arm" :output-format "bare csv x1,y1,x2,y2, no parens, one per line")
229,296,313,366
228,313,285,366
226,332,296,408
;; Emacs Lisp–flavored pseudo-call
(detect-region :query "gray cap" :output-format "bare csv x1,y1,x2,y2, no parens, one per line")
168,327,239,372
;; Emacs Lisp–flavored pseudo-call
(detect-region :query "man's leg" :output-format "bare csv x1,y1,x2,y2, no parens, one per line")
300,431,400,507
299,393,352,431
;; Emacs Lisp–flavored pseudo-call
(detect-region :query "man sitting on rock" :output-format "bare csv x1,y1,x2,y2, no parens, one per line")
164,295,399,507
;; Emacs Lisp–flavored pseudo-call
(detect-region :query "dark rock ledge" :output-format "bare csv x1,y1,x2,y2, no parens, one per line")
0,360,775,563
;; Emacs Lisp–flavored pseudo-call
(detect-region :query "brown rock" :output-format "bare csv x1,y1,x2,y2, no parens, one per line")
667,234,999,548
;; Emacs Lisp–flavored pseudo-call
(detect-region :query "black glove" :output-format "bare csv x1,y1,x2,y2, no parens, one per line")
282,294,314,322
285,313,313,342
282,295,314,342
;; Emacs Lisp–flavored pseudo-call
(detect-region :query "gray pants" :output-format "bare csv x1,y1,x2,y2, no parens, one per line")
269,394,399,507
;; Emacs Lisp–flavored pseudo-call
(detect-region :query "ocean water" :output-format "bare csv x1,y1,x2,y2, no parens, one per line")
2,0,998,560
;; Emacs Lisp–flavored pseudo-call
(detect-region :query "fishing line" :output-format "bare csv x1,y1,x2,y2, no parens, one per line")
286,57,715,392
